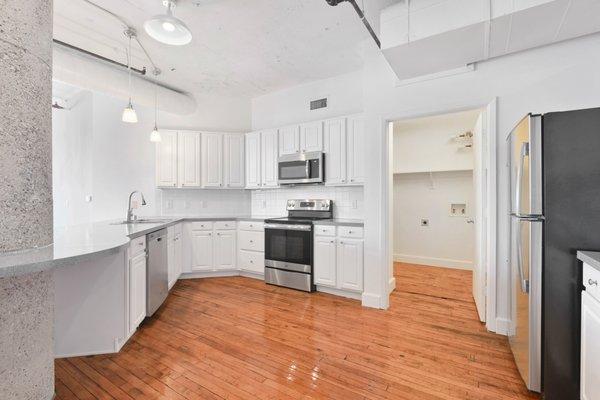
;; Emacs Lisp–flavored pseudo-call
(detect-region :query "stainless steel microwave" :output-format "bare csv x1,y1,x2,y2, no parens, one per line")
278,151,324,185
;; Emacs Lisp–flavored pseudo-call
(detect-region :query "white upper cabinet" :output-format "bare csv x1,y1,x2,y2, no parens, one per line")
224,134,245,189
245,132,261,189
300,121,323,153
261,129,279,188
201,133,223,188
347,115,365,185
178,131,201,188
324,117,347,185
156,130,178,188
278,125,300,156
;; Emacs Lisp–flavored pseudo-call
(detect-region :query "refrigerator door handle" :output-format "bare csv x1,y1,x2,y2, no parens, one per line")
516,220,529,294
515,142,529,217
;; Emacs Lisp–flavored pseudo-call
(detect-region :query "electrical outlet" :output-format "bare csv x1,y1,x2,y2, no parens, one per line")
421,219,429,226
450,203,467,217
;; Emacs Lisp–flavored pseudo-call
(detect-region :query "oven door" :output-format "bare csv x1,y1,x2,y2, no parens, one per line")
264,224,312,270
278,152,323,185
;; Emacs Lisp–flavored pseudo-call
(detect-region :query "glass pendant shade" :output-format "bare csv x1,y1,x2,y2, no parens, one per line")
150,126,162,142
122,101,138,123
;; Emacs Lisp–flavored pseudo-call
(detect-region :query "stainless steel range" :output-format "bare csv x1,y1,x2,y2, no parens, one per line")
264,199,333,292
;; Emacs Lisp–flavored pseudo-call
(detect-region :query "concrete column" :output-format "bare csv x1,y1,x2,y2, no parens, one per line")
0,1,55,399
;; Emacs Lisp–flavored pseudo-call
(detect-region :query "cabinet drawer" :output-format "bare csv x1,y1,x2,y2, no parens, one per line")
214,220,236,230
238,221,264,232
338,226,363,238
584,263,600,300
314,225,336,237
239,230,264,252
129,236,146,257
190,221,213,231
239,250,264,273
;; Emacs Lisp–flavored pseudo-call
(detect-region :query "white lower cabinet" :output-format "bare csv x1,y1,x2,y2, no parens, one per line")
128,250,147,336
167,224,183,290
189,221,237,272
215,230,236,269
191,230,214,271
314,225,364,294
238,221,265,275
581,263,600,400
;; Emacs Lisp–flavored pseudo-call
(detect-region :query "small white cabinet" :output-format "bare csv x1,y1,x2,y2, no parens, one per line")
245,132,262,189
224,134,245,188
167,224,182,290
300,121,323,153
188,221,237,272
215,230,236,269
314,224,364,295
314,236,337,287
278,125,300,155
324,117,348,185
347,115,365,185
261,129,279,188
178,131,202,188
156,131,178,188
127,237,147,336
190,230,214,271
201,133,223,188
581,263,600,400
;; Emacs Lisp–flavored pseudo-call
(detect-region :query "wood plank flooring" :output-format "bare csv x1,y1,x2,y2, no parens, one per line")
55,262,540,399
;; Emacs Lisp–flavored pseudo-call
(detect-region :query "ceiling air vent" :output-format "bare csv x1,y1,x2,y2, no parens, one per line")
310,98,328,111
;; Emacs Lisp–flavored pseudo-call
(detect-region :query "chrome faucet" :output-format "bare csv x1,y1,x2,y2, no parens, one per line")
126,191,147,223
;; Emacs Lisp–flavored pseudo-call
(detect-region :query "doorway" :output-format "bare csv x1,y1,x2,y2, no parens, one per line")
386,102,497,329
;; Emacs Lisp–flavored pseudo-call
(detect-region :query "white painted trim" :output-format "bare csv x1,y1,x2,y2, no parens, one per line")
317,286,362,300
239,270,264,280
394,254,473,270
179,270,240,279
495,317,510,336
361,292,382,308
388,276,396,294
394,64,475,87
485,98,498,333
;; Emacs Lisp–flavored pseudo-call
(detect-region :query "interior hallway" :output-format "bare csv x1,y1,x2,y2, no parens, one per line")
54,263,539,399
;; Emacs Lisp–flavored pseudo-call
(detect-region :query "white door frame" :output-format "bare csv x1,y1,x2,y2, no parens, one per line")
381,98,498,333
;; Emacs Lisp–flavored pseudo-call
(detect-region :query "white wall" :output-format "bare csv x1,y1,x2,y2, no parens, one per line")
52,83,252,227
251,186,364,219
393,171,475,269
251,32,600,327
393,109,479,173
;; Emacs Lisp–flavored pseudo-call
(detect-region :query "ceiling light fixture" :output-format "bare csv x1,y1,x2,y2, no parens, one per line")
144,0,192,46
122,29,138,123
150,68,162,142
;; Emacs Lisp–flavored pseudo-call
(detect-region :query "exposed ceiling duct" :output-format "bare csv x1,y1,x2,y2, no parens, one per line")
53,43,197,115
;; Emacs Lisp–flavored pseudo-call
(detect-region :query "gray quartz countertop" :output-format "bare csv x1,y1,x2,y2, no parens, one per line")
0,215,280,279
314,219,364,227
578,251,600,272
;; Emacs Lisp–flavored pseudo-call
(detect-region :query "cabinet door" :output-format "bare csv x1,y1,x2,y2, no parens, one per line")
324,118,347,185
300,121,323,153
347,115,365,185
214,230,236,270
129,252,147,334
156,131,178,188
278,125,300,156
191,230,214,271
581,291,600,400
224,134,245,188
245,132,261,189
314,236,337,287
178,131,201,187
337,238,364,292
201,133,223,188
167,228,176,289
261,129,279,187
174,232,182,279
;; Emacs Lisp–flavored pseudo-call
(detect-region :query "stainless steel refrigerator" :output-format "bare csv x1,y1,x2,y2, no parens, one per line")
508,108,600,399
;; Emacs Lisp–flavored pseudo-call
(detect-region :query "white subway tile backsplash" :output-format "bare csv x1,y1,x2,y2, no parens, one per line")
160,189,252,216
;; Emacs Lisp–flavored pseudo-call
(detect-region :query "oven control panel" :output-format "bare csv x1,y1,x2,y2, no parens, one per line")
287,199,331,211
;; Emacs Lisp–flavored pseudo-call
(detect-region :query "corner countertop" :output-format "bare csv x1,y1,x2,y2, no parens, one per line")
314,219,364,227
577,251,600,272
0,215,280,279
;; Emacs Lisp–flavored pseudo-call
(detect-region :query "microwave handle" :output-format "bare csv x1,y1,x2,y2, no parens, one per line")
306,161,310,179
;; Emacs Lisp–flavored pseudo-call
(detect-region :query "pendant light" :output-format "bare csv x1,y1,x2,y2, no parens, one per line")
122,30,138,123
150,69,162,142
144,0,192,46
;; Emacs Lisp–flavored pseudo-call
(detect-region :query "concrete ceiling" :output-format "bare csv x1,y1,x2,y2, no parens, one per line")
53,0,370,98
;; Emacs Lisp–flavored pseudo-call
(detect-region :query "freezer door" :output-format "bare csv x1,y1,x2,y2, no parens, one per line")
509,115,542,217
509,216,543,392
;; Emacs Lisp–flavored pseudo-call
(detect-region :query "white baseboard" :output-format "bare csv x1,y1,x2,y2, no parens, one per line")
494,317,511,336
317,286,362,300
239,270,264,280
394,254,473,270
388,276,396,294
361,292,383,309
180,270,240,279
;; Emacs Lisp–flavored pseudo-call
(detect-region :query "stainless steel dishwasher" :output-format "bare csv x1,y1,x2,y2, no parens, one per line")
146,229,168,316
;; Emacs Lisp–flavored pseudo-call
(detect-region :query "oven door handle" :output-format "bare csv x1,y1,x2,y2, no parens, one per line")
264,223,312,231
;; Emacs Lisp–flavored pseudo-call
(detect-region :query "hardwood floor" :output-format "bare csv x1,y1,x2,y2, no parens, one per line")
55,263,540,399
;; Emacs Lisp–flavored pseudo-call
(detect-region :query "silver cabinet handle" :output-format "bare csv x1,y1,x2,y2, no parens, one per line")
330,240,334,243
348,230,353,234
250,260,254,264
589,279,598,286
217,233,221,236
249,240,254,243
340,241,344,245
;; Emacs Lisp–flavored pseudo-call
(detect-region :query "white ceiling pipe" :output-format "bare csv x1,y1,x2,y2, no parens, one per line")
52,44,197,115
